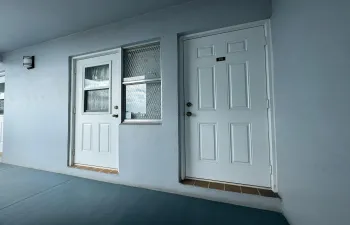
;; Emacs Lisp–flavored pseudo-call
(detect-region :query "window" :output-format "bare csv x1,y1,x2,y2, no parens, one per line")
0,82,4,115
83,64,110,113
123,42,161,122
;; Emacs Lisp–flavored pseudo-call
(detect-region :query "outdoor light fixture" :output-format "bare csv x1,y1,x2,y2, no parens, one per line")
23,56,35,69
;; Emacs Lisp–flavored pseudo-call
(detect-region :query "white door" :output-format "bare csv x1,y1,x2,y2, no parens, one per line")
74,52,121,169
184,26,271,187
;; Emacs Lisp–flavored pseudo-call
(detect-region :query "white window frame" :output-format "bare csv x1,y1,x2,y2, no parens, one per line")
121,41,162,125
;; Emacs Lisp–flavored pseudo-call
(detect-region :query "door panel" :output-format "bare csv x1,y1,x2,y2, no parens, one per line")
199,123,217,161
184,26,271,187
198,67,216,110
82,123,92,151
228,62,250,109
230,123,251,164
74,52,121,169
99,124,110,153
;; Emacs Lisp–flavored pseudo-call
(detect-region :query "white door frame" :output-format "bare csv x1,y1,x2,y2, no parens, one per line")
178,20,278,191
68,48,122,167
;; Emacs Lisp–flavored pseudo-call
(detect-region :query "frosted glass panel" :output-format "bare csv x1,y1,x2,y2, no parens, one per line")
84,89,109,112
85,65,109,89
0,83,5,100
125,82,161,119
0,100,4,115
0,83,5,93
0,83,5,115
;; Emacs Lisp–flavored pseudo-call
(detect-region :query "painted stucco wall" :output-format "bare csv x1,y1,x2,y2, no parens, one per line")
0,62,4,72
1,0,280,211
271,0,350,224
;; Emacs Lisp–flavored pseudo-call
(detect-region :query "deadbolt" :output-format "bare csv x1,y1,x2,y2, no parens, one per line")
186,102,193,107
114,106,119,109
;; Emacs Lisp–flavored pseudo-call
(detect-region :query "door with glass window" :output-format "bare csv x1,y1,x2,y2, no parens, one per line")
74,52,121,169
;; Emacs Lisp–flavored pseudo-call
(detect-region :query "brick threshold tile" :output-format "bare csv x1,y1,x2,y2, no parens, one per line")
181,178,280,199
71,164,118,175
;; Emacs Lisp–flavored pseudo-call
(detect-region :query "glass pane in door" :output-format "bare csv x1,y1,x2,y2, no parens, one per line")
0,100,4,115
0,83,5,115
84,65,109,89
84,89,109,112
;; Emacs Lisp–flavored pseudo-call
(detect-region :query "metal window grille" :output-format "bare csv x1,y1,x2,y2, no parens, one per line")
123,43,161,121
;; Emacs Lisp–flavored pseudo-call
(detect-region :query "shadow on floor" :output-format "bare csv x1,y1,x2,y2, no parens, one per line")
0,163,289,225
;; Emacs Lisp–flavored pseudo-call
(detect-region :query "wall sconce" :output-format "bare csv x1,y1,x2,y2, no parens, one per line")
23,56,35,69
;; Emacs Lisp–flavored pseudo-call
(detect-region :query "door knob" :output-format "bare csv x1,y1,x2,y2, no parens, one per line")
186,112,192,117
186,102,193,107
112,114,119,118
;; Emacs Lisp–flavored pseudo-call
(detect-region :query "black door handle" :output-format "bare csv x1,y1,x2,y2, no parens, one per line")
186,112,192,117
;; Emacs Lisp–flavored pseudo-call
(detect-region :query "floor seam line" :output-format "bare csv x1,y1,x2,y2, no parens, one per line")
0,178,74,212
0,167,15,173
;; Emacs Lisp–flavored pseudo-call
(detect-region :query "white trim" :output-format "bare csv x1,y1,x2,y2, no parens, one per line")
0,71,5,77
182,20,270,41
121,41,163,124
178,19,278,192
122,39,160,50
122,120,162,125
71,48,121,61
264,20,278,192
178,37,186,181
122,78,161,85
68,48,121,167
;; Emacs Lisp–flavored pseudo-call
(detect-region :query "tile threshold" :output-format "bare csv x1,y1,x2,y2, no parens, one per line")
71,164,118,175
181,178,280,199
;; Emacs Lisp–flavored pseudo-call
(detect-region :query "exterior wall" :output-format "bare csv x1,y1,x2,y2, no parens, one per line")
1,0,280,211
271,0,350,224
0,62,4,72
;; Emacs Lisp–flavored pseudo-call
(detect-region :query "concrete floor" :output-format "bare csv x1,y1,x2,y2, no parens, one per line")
0,163,289,225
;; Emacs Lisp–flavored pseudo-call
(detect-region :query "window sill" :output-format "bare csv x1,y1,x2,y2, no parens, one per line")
121,119,162,125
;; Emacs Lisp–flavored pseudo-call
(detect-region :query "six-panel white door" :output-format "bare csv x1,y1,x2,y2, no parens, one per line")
74,52,121,169
184,26,271,187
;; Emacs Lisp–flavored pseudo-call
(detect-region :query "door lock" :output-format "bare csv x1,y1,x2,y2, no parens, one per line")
186,112,192,117
114,106,118,109
186,102,193,107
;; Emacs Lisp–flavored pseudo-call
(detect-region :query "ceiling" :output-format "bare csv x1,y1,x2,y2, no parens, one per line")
0,0,192,53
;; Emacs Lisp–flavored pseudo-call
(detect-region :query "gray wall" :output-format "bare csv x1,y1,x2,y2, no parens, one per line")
0,62,4,72
1,0,280,211
271,0,350,224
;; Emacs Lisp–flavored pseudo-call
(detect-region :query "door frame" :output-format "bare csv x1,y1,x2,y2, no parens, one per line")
178,20,278,191
68,48,122,167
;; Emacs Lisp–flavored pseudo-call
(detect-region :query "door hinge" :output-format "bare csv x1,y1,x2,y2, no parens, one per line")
264,35,268,46
270,165,273,175
266,99,271,109
72,149,75,156
73,107,76,114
